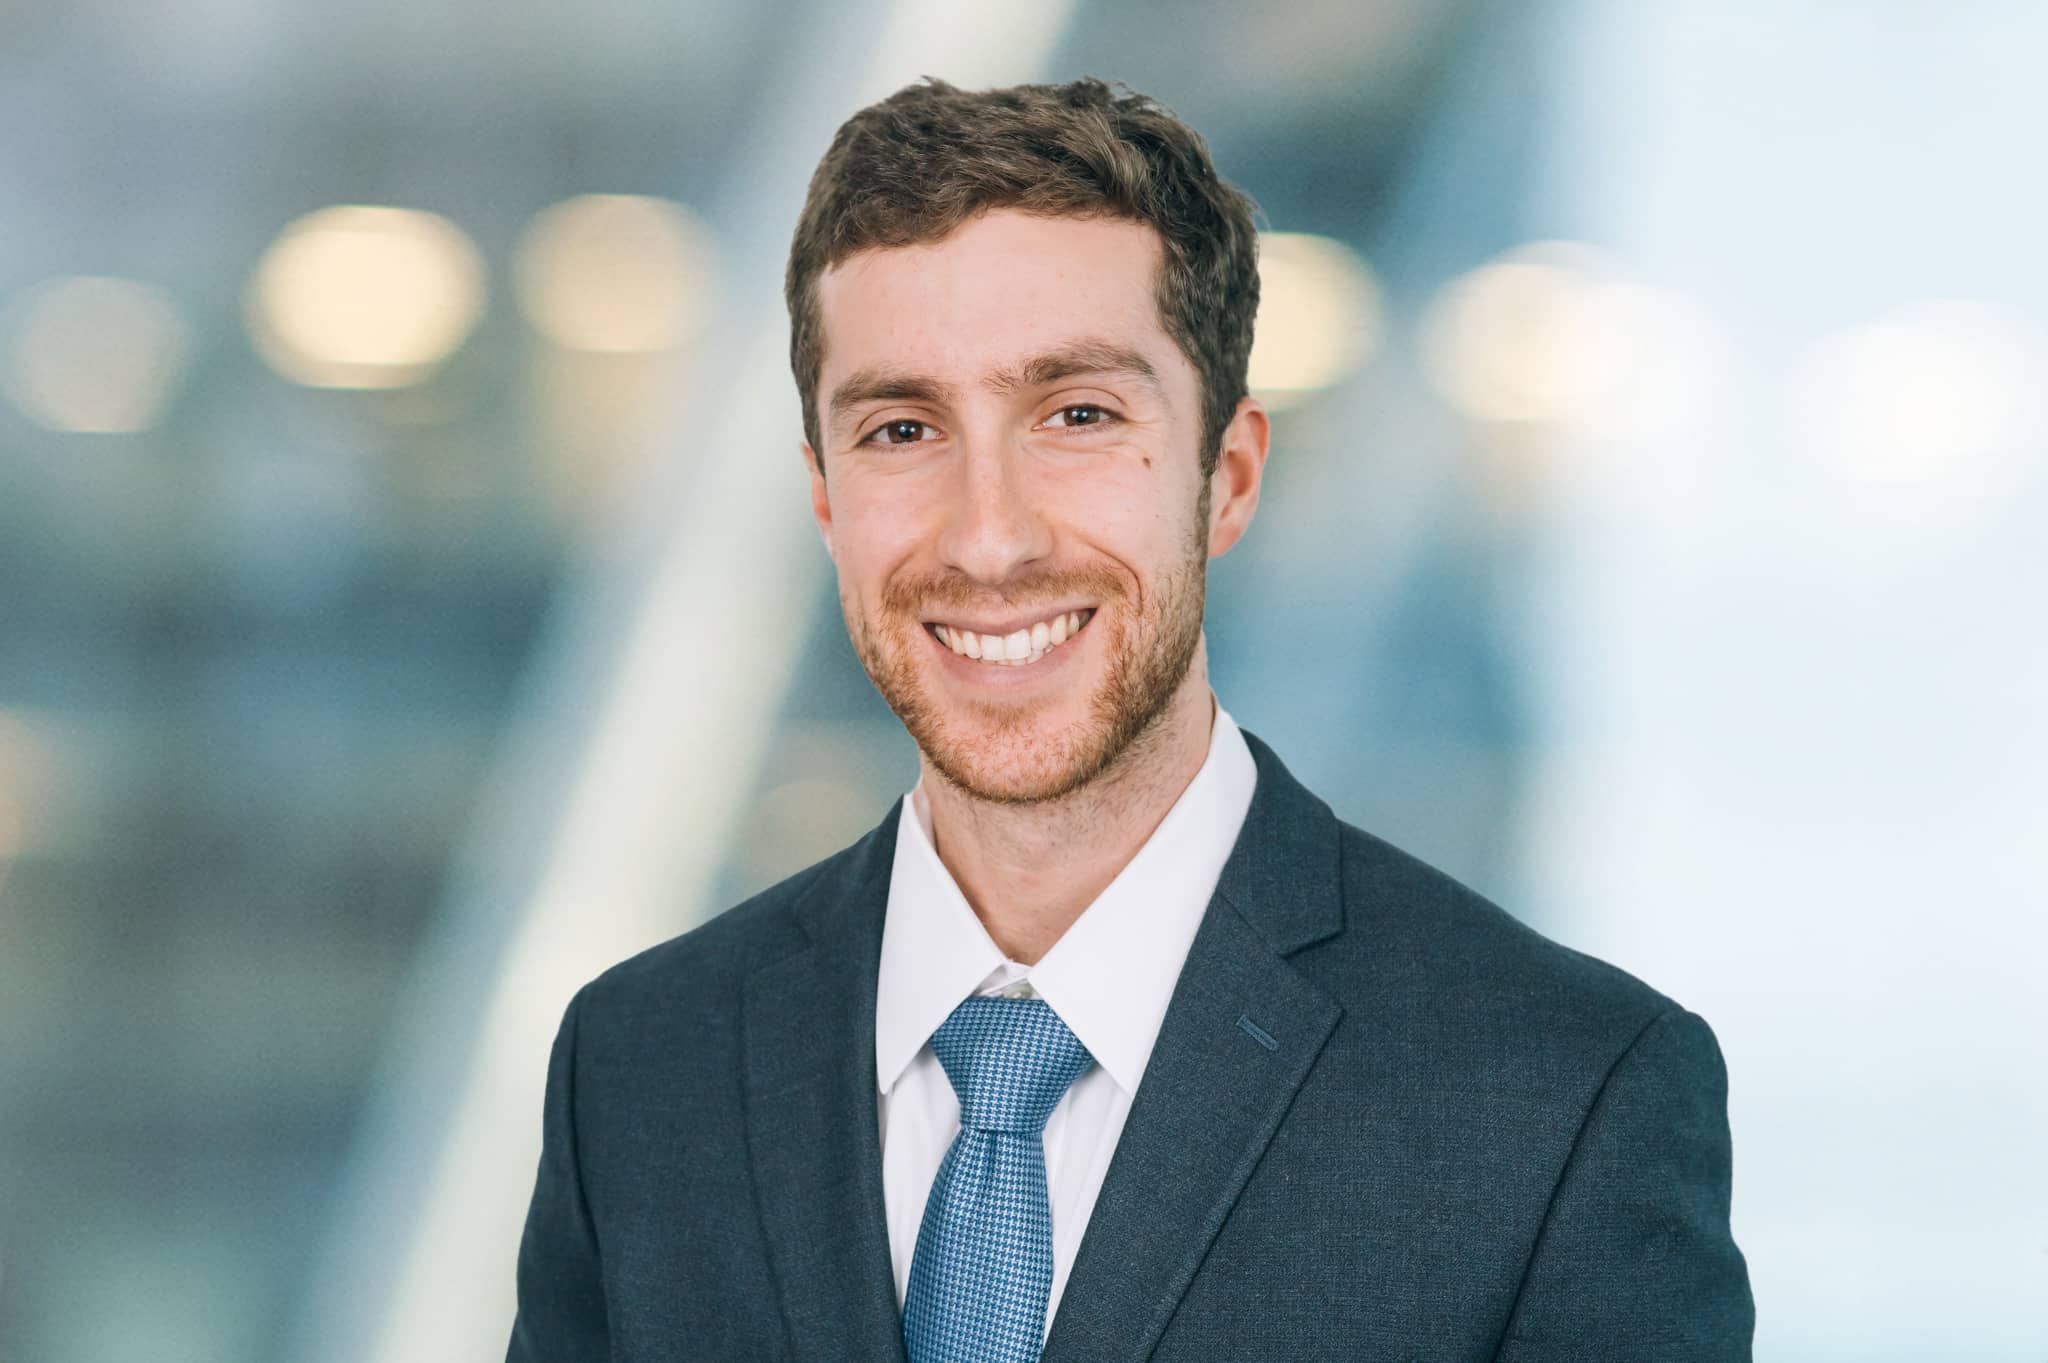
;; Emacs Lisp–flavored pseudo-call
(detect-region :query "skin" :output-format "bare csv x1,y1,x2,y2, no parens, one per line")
804,208,1270,964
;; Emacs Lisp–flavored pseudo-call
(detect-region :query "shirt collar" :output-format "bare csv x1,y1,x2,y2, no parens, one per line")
874,699,1258,1100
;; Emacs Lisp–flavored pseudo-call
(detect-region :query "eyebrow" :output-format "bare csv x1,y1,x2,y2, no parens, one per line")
826,338,1165,430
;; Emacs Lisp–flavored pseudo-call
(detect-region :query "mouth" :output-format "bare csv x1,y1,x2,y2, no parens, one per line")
923,607,1097,668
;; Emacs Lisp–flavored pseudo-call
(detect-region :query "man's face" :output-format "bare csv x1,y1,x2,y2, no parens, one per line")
806,208,1224,804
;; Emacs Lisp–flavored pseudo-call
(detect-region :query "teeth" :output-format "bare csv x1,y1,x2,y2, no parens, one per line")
935,610,1091,666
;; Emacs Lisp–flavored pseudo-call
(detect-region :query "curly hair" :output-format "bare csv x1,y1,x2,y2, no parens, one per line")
785,76,1261,478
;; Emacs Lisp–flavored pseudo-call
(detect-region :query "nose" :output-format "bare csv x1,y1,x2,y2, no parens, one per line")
932,435,1052,586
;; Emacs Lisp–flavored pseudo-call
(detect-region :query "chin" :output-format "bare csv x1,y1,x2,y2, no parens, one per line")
915,666,1190,807
920,712,1111,806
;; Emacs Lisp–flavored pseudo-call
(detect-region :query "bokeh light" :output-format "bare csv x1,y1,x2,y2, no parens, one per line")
1247,232,1381,408
512,194,715,353
1799,300,2043,488
1421,242,1715,442
2,276,191,433
1421,242,1616,427
246,205,486,389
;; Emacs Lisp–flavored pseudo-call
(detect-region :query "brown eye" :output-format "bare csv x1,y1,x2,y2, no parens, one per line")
1043,404,1115,429
867,419,933,446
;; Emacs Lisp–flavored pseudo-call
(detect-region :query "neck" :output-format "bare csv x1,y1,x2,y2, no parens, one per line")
918,642,1218,965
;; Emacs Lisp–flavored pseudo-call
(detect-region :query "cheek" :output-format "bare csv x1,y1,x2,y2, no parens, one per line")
1050,465,1194,565
831,493,939,617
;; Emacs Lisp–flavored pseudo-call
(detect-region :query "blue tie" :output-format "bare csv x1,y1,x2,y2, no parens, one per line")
902,995,1095,1363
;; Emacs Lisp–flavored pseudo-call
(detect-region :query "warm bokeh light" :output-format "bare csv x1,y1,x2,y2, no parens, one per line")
512,194,714,353
1799,300,2043,488
2,276,191,433
1421,242,1715,441
247,205,485,389
1572,281,1717,444
1421,242,1615,427
1247,232,1381,408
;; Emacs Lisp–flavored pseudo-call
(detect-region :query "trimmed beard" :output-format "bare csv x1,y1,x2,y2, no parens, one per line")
845,500,1211,806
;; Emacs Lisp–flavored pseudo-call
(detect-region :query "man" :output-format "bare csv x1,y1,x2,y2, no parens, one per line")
508,77,1754,1362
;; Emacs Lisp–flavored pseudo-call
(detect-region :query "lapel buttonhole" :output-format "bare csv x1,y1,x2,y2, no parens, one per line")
1236,1013,1279,1050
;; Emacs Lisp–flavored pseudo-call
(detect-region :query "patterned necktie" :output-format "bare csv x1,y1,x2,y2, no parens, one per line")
902,995,1095,1363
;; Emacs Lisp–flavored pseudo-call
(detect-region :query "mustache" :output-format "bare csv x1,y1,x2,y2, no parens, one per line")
882,564,1127,619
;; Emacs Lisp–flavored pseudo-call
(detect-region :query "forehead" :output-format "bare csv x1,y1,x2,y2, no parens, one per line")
815,209,1181,383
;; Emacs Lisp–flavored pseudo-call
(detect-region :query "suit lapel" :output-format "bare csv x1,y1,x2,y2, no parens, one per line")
743,806,910,1363
1043,730,1347,1363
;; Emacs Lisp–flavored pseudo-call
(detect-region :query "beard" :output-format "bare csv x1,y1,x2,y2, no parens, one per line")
844,507,1210,806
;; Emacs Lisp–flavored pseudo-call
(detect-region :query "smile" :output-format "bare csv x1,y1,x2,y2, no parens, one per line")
926,608,1096,667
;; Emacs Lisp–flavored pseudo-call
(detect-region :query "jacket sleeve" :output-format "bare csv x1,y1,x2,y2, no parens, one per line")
507,986,612,1363
1494,1008,1755,1362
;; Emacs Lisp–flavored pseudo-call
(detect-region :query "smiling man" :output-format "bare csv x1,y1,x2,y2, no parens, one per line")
508,78,1755,1363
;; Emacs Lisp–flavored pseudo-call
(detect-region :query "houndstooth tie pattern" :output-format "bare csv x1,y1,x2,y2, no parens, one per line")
902,995,1094,1363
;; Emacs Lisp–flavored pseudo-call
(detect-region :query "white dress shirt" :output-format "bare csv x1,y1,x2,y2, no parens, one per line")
873,699,1258,1341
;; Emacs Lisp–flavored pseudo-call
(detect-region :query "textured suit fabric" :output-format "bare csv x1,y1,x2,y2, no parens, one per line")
507,730,1755,1362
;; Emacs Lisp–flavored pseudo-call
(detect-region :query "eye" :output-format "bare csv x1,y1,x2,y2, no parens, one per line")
1041,404,1118,430
861,418,938,447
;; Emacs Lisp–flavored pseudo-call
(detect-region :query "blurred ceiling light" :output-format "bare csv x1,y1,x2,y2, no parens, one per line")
1799,300,2042,486
1422,242,1616,427
247,205,485,389
2,276,191,433
1573,282,1717,444
1247,232,1382,409
1421,242,1714,440
513,194,715,353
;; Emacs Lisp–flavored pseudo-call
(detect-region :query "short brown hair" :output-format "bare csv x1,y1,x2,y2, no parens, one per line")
785,76,1261,478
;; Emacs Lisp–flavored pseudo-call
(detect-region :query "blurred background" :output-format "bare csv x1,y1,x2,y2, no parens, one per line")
2,0,2043,1359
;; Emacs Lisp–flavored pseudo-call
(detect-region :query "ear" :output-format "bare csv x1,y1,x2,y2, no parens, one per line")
803,441,834,561
1205,395,1270,559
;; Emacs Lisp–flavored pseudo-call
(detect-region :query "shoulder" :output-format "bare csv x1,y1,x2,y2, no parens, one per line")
1229,725,1696,1074
1315,815,1692,1068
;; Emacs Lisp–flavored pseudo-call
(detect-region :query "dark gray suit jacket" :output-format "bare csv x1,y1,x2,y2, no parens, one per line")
508,730,1754,1361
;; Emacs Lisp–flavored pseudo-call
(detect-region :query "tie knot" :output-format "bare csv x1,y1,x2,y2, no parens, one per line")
927,995,1093,1135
